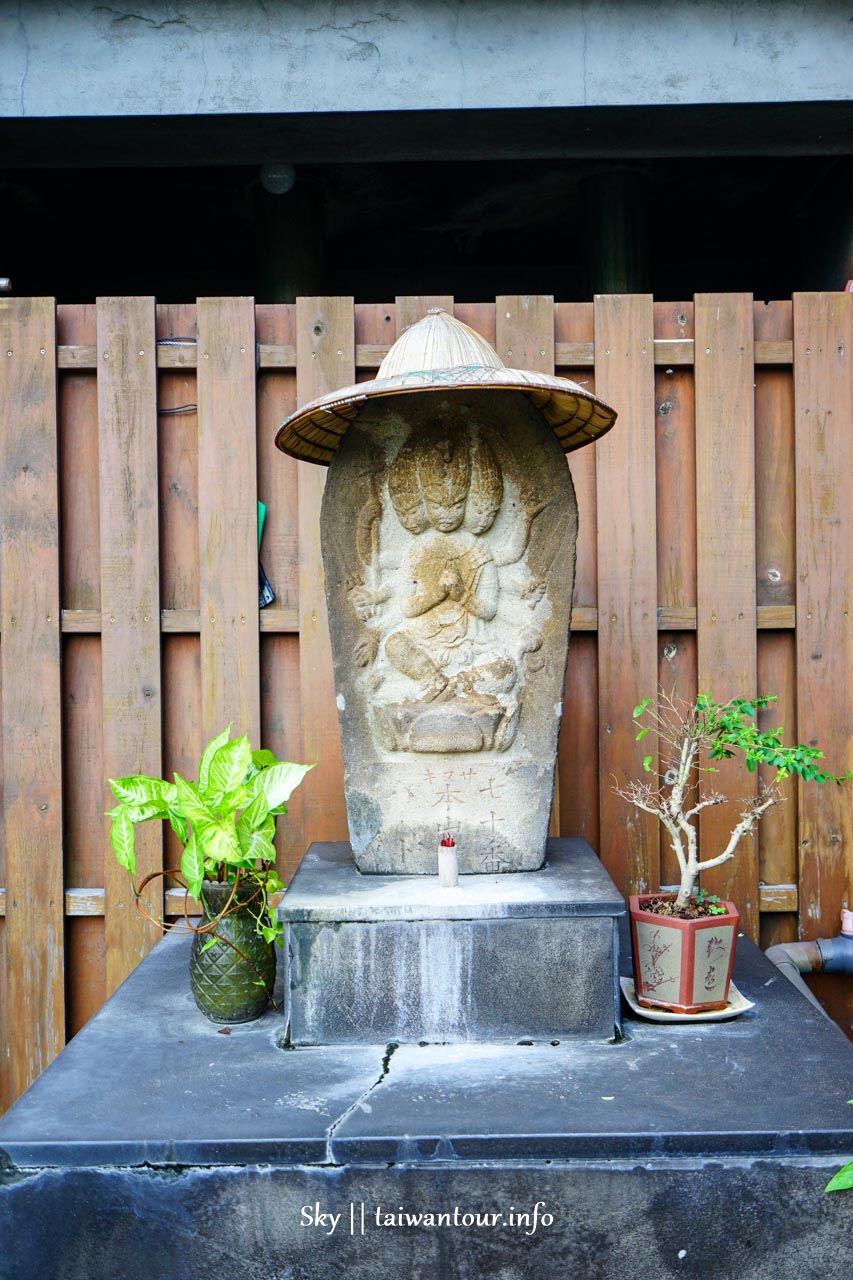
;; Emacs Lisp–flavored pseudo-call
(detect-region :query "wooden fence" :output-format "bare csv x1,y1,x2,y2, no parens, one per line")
0,293,851,1110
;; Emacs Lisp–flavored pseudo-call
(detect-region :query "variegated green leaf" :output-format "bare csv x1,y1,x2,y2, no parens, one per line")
180,832,204,899
250,761,314,812
237,790,269,834
168,809,188,843
235,826,276,865
207,735,252,800
110,806,136,875
198,725,232,794
109,775,177,813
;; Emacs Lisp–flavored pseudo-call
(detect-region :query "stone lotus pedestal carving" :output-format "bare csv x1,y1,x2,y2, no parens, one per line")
277,310,616,875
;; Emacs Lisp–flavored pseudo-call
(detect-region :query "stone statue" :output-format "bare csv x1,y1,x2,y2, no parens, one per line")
348,423,548,756
276,309,616,873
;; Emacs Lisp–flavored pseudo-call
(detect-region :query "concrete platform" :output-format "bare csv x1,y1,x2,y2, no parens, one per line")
281,838,624,1044
1,914,852,1278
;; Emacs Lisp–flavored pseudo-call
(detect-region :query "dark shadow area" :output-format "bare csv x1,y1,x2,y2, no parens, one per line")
3,123,851,302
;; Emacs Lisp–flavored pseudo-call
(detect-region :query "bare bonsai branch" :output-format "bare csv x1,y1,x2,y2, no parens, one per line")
615,688,849,916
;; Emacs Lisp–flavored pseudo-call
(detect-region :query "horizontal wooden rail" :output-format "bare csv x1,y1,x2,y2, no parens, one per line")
0,604,797,640
56,338,795,373
0,884,797,917
52,607,299,635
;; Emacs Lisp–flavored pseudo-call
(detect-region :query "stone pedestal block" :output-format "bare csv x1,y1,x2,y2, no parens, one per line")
281,838,624,1045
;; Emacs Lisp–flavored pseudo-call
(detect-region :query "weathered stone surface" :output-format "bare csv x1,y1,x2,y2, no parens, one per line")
3,926,853,1280
320,389,578,873
282,839,623,1045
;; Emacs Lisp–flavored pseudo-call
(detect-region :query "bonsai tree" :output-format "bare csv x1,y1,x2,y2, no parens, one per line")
107,726,313,950
616,691,851,915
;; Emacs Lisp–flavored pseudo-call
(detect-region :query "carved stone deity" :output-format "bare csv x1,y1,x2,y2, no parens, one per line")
320,390,578,872
276,308,616,874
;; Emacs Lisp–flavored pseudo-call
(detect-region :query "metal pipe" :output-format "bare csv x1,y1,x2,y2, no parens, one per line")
815,932,853,973
764,942,829,1016
765,913,853,1017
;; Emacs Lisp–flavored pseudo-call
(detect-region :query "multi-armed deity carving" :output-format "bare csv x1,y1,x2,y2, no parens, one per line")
347,421,549,756
276,310,616,872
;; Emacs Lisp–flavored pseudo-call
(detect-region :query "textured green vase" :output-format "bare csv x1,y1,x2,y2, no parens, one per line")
189,882,276,1024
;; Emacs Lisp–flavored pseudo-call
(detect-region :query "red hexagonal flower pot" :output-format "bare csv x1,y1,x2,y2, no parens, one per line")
629,894,739,1015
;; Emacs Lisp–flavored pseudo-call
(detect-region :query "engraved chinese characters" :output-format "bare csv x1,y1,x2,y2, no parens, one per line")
320,388,578,874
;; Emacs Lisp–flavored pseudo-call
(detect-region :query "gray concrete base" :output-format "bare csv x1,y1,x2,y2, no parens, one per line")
2,917,853,1279
280,838,624,1045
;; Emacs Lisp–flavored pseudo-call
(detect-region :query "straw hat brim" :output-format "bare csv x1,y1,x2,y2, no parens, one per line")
276,366,617,465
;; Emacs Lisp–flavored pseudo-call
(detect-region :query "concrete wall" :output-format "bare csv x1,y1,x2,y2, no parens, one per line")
2,1,851,120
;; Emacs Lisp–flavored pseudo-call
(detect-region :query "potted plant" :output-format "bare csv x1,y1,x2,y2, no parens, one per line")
107,727,312,1023
616,691,850,1015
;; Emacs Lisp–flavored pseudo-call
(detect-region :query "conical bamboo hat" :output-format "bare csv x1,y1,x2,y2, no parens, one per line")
276,309,616,465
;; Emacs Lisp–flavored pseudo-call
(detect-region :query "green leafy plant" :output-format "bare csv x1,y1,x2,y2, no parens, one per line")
107,726,313,950
616,691,851,914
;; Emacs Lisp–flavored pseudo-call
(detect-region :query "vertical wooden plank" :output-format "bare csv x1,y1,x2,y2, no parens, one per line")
156,304,200,881
56,304,107,1035
454,301,496,346
594,295,658,894
161,634,202,875
555,303,597,845
197,298,260,745
654,302,696,610
555,303,594,849
156,303,199,613
396,295,454,331
754,301,795,610
66,917,106,1039
57,304,100,612
793,291,853,939
694,293,759,938
62,637,104,889
496,296,561,836
757,631,798,892
0,297,66,1102
97,297,163,995
257,302,303,869
754,301,798,912
261,634,303,882
559,633,599,849
495,295,554,371
297,298,355,846
555,302,598,608
256,304,299,609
